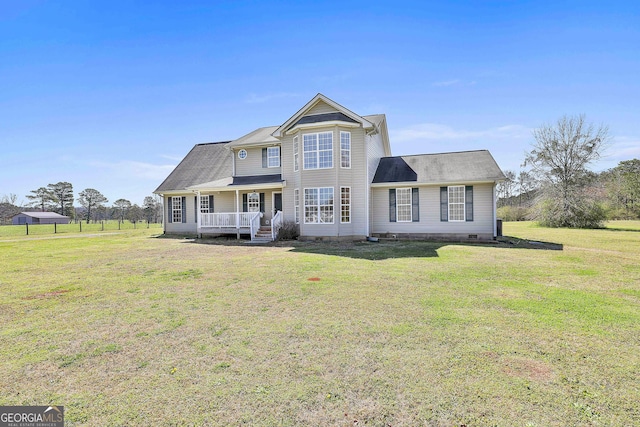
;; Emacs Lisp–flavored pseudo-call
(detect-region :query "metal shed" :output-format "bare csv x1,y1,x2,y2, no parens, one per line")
12,212,71,225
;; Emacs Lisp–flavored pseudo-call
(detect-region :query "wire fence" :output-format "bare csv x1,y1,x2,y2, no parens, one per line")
0,221,163,238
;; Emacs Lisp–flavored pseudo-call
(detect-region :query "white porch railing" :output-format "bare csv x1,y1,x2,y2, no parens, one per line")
200,212,262,240
271,211,282,241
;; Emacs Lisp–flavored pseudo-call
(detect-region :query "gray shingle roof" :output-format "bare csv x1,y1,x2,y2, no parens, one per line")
231,174,283,186
373,150,505,184
154,142,233,192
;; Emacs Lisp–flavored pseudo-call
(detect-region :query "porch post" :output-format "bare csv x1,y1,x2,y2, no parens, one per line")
235,189,240,239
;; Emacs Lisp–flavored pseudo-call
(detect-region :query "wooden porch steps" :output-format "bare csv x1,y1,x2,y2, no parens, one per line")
251,226,273,243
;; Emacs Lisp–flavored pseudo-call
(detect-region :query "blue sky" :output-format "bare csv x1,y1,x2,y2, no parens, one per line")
1,1,639,206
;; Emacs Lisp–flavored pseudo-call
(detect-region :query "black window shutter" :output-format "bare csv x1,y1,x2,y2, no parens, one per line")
279,147,282,166
389,189,396,222
242,194,248,212
259,192,265,212
465,186,474,222
262,148,267,168
209,195,214,212
181,196,186,223
167,197,172,223
194,196,198,222
440,187,448,222
412,188,420,222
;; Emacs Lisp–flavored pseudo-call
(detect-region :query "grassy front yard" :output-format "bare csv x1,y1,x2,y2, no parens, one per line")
1,223,638,425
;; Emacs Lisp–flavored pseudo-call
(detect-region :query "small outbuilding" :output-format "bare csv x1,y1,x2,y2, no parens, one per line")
12,212,71,225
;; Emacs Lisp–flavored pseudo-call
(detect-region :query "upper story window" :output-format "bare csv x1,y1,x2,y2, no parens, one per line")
293,136,299,172
267,146,280,168
237,149,247,160
303,132,333,169
340,131,351,168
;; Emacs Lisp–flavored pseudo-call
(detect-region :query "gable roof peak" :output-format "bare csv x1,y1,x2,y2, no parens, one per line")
272,93,374,138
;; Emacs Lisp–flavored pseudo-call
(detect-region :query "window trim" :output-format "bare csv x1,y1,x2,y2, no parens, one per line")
340,131,351,169
396,188,412,222
340,186,351,224
267,146,280,168
199,195,210,213
448,185,466,222
304,187,334,224
171,196,183,223
303,131,333,170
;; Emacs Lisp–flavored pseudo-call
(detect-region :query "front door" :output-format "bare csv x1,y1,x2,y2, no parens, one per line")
273,192,282,216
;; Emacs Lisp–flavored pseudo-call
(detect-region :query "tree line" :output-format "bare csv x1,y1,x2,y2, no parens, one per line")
497,114,639,227
0,183,163,225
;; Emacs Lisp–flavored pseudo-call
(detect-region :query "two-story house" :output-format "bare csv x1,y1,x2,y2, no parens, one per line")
154,94,505,241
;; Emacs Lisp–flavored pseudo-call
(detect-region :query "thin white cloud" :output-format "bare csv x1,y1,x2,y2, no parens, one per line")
90,160,176,180
245,92,301,104
392,123,531,143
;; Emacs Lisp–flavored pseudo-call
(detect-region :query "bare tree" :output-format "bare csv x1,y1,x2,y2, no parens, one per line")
77,189,109,223
496,169,516,207
524,114,609,227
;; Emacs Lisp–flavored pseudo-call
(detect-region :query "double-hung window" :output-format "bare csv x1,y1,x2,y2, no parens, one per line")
303,132,333,169
396,188,412,222
199,195,210,213
340,187,350,223
448,185,465,221
304,187,334,224
171,196,183,223
267,146,280,168
340,131,351,168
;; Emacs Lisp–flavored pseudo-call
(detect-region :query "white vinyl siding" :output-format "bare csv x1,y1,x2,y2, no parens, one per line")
304,187,334,224
171,196,182,223
448,185,465,222
396,188,412,222
294,188,300,224
303,132,333,170
370,184,495,237
340,131,351,168
293,136,299,172
340,187,350,223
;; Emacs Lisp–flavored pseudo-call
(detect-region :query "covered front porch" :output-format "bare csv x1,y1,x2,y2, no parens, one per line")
188,175,285,241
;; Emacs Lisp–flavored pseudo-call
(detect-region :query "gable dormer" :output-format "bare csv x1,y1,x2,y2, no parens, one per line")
272,93,376,138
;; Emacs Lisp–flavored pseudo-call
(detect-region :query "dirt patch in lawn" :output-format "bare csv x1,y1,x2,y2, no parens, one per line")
502,357,555,382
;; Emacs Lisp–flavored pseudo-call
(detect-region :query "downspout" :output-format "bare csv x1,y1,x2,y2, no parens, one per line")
365,134,370,238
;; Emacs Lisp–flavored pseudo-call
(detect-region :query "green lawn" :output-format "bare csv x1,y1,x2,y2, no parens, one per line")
0,222,638,426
